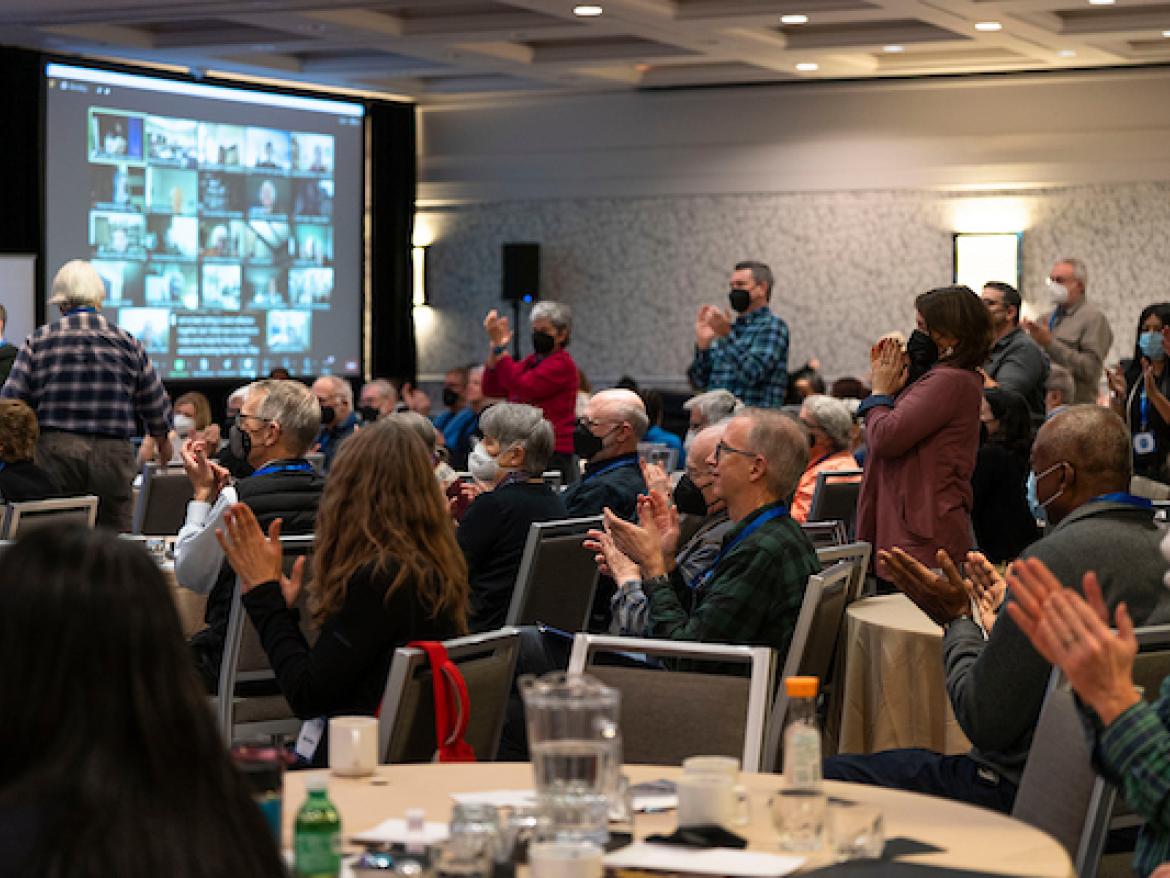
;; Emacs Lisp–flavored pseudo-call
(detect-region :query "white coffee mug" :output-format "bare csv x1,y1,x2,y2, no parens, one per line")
676,773,751,829
328,715,378,777
528,841,602,878
682,755,740,779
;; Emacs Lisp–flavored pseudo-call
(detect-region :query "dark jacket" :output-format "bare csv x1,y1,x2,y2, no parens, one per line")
0,343,17,389
562,452,646,521
0,460,61,503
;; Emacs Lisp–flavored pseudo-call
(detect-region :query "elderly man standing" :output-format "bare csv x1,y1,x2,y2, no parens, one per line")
564,388,649,520
311,374,357,471
981,281,1049,423
824,405,1170,812
1021,258,1113,404
687,261,790,408
792,394,861,523
1,260,171,530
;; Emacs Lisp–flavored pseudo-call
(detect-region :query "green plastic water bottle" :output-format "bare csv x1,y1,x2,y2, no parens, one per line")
294,776,341,878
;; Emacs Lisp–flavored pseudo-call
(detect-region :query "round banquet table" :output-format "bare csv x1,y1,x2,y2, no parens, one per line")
280,762,1073,876
838,594,972,756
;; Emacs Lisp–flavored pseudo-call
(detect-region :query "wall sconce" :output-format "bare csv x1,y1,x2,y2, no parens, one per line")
953,232,1022,293
412,244,429,307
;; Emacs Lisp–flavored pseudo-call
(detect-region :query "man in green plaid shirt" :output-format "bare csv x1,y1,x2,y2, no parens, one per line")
687,261,790,408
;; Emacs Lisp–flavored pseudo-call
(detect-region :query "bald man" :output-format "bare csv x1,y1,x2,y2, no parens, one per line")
826,405,1170,813
563,388,648,521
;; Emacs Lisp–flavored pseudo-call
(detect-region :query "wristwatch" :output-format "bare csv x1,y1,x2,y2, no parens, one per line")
491,343,508,356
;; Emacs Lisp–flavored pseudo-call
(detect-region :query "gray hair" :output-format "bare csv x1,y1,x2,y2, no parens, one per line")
594,388,648,440
227,385,249,407
1056,257,1088,290
49,259,106,308
479,402,555,475
683,389,742,428
531,301,572,334
802,394,853,451
739,408,808,500
735,260,774,299
1045,364,1075,405
388,411,438,452
314,374,353,406
247,379,321,455
361,378,394,403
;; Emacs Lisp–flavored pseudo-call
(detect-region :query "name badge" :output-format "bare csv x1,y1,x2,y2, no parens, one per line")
295,716,326,761
1134,432,1156,455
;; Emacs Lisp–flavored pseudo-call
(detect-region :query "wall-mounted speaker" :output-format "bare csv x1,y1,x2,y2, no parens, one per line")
502,243,540,303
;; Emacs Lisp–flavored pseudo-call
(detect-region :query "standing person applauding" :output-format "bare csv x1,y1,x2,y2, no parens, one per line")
1107,303,1170,482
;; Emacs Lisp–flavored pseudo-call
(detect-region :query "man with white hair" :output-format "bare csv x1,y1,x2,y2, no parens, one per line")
563,388,649,521
792,394,862,523
311,374,357,471
357,378,402,421
682,389,740,448
0,259,172,530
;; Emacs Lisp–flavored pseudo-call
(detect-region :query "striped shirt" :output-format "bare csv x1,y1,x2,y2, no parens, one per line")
687,307,790,408
0,311,171,439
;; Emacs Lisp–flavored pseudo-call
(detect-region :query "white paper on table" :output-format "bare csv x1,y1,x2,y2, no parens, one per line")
350,818,450,846
602,843,804,877
632,794,678,813
449,789,538,809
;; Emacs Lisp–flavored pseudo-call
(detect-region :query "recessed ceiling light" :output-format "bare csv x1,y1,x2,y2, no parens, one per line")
883,44,905,53
795,62,819,71
1058,48,1077,57
573,4,603,15
1088,0,1115,5
781,14,809,25
1163,29,1170,37
974,21,1002,31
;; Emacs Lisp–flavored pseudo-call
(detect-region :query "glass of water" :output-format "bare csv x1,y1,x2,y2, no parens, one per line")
828,802,884,861
770,787,827,852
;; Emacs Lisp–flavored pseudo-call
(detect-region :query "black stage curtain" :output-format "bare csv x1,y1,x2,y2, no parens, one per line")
368,100,417,384
0,46,42,259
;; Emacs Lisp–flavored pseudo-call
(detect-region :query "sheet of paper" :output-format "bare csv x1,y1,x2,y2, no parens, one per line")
632,794,678,813
449,789,538,808
603,842,805,877
351,818,450,846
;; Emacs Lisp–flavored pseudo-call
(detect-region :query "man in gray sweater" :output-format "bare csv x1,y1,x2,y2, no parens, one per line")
825,405,1170,812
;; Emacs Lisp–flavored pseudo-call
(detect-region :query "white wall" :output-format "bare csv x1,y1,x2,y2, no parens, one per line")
413,68,1170,387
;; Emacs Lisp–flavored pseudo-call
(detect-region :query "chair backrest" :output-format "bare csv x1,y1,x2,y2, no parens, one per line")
541,471,563,490
566,634,775,771
378,628,522,764
808,469,863,539
215,534,316,741
815,541,871,604
505,516,602,632
132,463,194,535
2,494,99,539
800,520,847,548
763,560,855,772
1012,668,1115,877
306,452,326,475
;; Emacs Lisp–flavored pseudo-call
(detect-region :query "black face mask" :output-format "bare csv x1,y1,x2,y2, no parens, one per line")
532,330,556,355
728,288,751,313
319,404,336,426
573,423,606,461
673,474,710,516
442,387,461,408
228,423,251,461
905,330,938,386
357,405,379,423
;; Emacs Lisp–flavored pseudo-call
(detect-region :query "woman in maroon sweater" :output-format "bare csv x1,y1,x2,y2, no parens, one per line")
856,285,994,579
482,301,579,484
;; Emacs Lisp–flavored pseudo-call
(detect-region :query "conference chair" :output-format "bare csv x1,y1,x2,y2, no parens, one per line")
131,462,194,534
567,634,776,772
505,516,603,633
377,628,521,763
800,519,848,548
306,452,326,475
214,534,316,742
762,560,855,771
815,541,872,603
1,494,99,540
813,542,872,752
541,471,563,491
807,469,864,540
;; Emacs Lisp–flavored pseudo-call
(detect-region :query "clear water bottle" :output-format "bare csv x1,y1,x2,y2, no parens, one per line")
295,776,342,878
773,676,827,851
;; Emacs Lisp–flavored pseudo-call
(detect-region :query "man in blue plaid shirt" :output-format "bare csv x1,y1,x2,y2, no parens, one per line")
687,261,790,408
1,260,172,530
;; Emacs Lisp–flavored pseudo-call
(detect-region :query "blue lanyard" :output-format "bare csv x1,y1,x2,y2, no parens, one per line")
0,461,6,472
701,505,788,585
65,306,96,316
582,457,638,483
251,461,313,478
1048,309,1062,331
1088,492,1153,509
1140,388,1151,431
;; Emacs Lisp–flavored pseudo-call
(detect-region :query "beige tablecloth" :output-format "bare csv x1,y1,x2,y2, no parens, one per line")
281,762,1073,876
838,594,971,755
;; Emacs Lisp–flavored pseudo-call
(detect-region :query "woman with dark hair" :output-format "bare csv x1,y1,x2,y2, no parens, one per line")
856,285,994,575
971,387,1039,563
217,416,470,766
0,525,284,877
1107,302,1170,481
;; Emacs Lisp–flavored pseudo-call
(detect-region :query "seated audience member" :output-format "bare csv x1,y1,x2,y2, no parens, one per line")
458,404,567,632
604,423,733,637
682,388,740,450
0,399,60,502
597,409,820,661
972,387,1039,563
825,405,1170,813
981,281,1050,424
791,394,861,524
0,303,17,387
0,525,284,876
1106,303,1170,482
830,376,870,401
268,367,291,380
433,366,478,470
311,375,357,471
455,365,497,469
174,379,324,691
215,385,253,478
391,411,457,485
1008,554,1170,878
640,389,686,469
1045,364,1075,415
786,359,826,405
139,390,221,466
357,377,403,422
577,369,592,418
563,389,649,520
216,417,469,766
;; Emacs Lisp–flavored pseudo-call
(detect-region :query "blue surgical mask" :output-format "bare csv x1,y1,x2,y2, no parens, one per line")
1141,330,1165,361
1028,461,1067,525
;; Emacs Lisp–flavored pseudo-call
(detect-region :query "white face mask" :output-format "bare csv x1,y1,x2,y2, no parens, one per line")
1046,278,1070,306
467,441,500,484
173,413,196,437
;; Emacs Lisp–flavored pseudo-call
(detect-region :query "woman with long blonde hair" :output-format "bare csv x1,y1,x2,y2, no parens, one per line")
217,417,469,765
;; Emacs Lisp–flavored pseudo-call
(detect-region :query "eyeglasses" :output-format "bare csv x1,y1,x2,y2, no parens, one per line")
714,440,760,462
234,413,274,428
578,416,617,430
980,297,1005,309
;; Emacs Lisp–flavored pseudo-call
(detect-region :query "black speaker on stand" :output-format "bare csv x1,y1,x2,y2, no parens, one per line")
502,243,540,360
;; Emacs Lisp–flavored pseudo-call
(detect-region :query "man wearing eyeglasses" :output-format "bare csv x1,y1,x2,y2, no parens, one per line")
311,374,358,472
562,388,649,521
173,379,324,691
981,281,1049,423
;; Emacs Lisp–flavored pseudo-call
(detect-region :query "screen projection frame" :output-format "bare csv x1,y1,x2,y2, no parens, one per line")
41,57,369,383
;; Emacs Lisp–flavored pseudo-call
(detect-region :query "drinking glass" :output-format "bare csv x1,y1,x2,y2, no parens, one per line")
828,802,884,862
770,787,827,852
